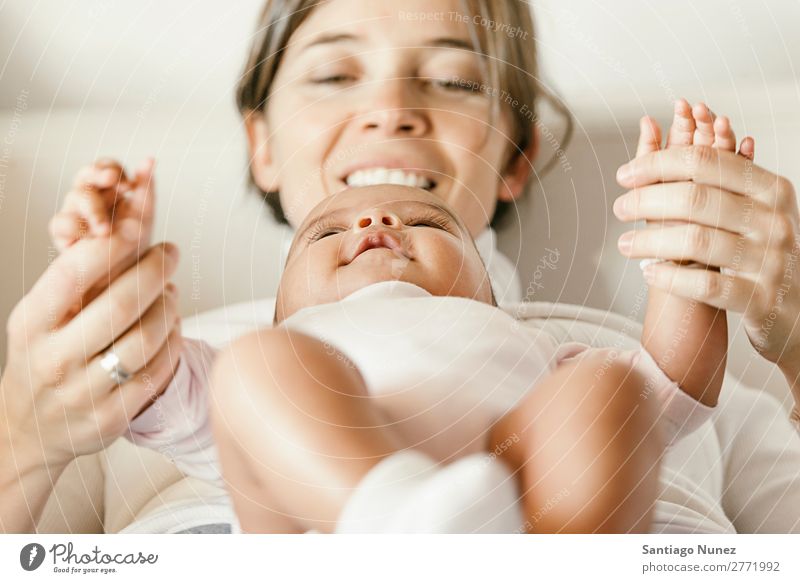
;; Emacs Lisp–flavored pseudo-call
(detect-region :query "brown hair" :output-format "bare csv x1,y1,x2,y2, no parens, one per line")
236,0,573,230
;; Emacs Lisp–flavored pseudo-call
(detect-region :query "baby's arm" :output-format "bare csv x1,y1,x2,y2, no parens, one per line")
125,337,223,486
633,101,754,406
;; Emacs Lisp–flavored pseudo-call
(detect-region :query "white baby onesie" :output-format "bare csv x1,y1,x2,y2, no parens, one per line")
126,280,714,532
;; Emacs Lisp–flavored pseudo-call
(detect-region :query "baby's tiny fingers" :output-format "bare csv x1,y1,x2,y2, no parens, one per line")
93,159,131,189
49,212,89,251
712,116,737,151
666,98,696,147
692,102,716,147
72,160,129,191
70,186,111,235
738,136,755,161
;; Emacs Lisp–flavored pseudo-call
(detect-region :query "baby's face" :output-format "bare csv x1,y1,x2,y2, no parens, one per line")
275,185,493,322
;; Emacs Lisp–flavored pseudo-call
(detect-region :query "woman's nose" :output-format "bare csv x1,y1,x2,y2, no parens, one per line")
357,80,429,137
353,209,402,231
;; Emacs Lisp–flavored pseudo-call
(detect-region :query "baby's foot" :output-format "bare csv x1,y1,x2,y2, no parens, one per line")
666,98,754,158
634,100,755,271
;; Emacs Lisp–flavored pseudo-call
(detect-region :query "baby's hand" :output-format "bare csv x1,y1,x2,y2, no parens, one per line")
49,158,156,252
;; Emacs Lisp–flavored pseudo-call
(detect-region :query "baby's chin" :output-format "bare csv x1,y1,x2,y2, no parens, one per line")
334,252,426,293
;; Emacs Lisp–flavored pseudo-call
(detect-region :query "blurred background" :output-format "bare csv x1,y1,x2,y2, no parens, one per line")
1,0,798,404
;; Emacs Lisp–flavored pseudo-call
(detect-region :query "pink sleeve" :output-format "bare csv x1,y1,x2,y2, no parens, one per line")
124,338,223,486
552,342,715,447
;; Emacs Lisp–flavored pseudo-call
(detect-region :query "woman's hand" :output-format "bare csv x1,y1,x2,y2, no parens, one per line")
1,235,182,474
1,236,181,534
613,127,800,375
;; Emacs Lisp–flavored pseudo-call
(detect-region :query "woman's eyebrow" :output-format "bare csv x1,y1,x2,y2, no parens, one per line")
298,33,359,53
298,34,475,54
426,37,475,51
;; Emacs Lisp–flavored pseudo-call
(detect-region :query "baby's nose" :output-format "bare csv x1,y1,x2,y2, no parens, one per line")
353,208,402,230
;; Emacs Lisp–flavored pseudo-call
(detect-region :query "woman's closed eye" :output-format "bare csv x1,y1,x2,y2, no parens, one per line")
425,77,485,94
306,57,361,86
310,73,357,85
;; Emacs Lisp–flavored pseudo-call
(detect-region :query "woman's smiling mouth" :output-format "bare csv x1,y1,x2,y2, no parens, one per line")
342,167,437,191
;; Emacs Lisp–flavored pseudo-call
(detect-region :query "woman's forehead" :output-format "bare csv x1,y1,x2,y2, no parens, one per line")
286,0,474,52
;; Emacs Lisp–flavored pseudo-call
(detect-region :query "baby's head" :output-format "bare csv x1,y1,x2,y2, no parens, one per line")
275,185,495,323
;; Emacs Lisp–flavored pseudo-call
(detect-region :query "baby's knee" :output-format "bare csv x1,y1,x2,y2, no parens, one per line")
211,327,364,408
210,328,307,405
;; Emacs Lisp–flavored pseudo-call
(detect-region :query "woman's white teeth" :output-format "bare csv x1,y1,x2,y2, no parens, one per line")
345,168,433,189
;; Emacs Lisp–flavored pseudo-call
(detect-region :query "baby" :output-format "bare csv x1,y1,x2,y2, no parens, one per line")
203,182,714,534
52,100,748,534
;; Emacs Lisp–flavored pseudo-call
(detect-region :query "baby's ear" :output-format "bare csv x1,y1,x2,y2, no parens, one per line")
244,111,280,193
497,125,539,203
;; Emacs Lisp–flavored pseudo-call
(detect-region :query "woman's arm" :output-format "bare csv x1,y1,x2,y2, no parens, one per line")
615,142,800,415
0,436,68,533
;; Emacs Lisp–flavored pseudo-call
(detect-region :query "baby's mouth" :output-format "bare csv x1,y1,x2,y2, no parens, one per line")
346,230,410,264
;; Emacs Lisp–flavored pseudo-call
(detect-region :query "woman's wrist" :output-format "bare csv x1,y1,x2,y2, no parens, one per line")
0,434,68,533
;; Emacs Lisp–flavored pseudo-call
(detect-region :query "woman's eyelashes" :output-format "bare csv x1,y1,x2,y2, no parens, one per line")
310,73,356,85
423,76,486,94
304,57,485,95
310,74,482,94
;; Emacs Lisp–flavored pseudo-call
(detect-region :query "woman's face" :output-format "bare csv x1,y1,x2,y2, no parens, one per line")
247,0,533,236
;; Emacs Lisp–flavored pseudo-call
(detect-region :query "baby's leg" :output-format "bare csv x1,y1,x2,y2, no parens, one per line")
209,328,404,533
487,356,663,533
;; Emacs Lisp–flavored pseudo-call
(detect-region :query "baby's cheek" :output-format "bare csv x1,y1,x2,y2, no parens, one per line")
425,235,485,291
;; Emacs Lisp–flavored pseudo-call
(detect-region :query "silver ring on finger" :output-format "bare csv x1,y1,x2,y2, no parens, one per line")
99,350,133,385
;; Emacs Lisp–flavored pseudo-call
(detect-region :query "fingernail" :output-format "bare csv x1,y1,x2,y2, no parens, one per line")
618,231,634,251
613,195,629,217
616,165,632,182
643,265,656,284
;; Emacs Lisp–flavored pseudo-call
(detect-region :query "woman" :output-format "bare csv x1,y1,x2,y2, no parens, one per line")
2,0,799,533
